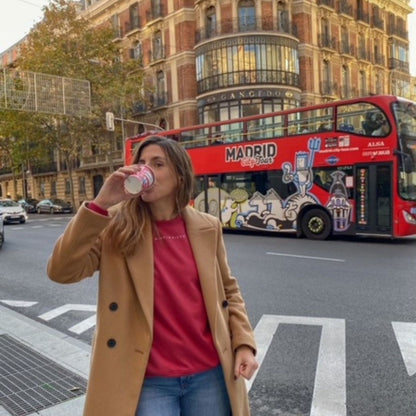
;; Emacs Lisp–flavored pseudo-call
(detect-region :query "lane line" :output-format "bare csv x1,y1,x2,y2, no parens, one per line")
267,252,346,262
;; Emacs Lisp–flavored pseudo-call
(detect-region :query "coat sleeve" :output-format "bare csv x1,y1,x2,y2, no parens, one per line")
215,219,257,355
47,203,111,284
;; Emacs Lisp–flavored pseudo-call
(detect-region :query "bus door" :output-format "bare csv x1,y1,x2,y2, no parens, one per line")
354,164,392,235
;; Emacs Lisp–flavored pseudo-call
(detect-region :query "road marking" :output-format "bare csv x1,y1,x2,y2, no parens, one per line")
248,314,346,416
69,314,97,334
266,252,346,262
0,300,38,307
392,321,416,376
38,303,96,321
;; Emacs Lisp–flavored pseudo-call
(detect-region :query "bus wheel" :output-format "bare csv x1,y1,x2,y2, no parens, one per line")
301,208,331,240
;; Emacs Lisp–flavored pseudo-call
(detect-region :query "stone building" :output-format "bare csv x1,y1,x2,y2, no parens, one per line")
0,0,415,205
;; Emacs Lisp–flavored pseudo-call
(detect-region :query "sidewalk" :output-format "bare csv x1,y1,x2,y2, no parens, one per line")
0,305,90,416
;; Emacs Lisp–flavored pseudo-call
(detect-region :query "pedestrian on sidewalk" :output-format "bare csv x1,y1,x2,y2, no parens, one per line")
47,135,258,416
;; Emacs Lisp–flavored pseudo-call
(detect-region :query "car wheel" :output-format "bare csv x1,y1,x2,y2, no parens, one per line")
20,219,26,224
0,233,3,249
301,208,332,240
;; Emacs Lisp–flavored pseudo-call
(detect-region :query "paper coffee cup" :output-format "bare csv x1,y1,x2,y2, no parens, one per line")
124,165,155,195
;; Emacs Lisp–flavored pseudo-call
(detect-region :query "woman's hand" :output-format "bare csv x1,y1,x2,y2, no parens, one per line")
234,345,259,380
93,165,141,210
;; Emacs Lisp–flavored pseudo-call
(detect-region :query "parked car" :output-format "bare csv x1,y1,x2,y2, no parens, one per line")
36,199,73,214
0,199,28,223
18,198,39,213
0,215,4,249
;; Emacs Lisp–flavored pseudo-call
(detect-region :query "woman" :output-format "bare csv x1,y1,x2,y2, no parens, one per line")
47,136,258,416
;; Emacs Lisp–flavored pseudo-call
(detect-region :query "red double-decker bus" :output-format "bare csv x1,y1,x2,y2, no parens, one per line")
125,95,416,240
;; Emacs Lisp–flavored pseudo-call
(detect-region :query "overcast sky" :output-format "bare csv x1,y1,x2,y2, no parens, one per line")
1,0,416,75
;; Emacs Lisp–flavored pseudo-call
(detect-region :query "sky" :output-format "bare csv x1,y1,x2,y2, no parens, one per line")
1,0,416,75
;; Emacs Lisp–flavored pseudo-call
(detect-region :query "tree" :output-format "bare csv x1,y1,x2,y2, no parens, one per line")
13,0,147,209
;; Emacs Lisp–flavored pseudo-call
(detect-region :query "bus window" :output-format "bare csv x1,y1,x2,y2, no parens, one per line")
337,102,387,136
288,108,333,135
222,122,243,143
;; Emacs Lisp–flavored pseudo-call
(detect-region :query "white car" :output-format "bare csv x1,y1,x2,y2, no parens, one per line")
0,199,28,224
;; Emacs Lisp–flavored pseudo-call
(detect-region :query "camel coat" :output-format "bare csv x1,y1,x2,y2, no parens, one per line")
47,204,257,416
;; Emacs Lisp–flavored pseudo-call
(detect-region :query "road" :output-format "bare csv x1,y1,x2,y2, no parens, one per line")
1,214,416,415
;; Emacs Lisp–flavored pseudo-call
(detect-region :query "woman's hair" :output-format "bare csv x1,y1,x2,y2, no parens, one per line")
105,135,195,255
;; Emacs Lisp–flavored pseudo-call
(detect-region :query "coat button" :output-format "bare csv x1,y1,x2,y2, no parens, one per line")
107,338,116,348
222,300,228,308
109,302,118,311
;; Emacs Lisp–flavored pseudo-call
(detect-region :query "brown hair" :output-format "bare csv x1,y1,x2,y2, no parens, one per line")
105,136,195,256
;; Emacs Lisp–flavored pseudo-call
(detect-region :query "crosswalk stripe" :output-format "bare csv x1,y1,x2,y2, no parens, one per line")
248,315,346,416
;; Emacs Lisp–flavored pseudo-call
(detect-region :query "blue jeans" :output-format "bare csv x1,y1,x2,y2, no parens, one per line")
135,365,231,416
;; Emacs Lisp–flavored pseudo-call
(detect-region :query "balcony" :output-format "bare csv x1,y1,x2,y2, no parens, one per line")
320,82,339,97
339,2,353,17
317,0,335,9
81,150,123,168
319,34,337,50
388,26,408,39
357,47,370,61
372,17,384,31
388,58,409,72
197,69,299,95
373,54,385,66
195,17,297,44
357,10,369,24
150,92,168,109
339,42,355,56
146,4,164,23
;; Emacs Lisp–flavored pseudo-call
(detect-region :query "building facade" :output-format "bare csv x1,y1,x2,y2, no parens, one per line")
1,0,415,205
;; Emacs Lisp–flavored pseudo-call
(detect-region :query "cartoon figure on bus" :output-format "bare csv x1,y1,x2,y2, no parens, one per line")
280,138,321,222
282,138,321,197
325,171,352,231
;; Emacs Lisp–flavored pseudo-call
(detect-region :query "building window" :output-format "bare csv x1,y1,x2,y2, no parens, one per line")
154,71,166,107
79,176,86,195
65,179,71,195
131,41,143,61
322,59,333,95
111,14,121,38
342,65,350,98
153,31,164,61
341,26,349,54
358,33,366,60
359,70,366,96
129,3,140,31
152,0,162,18
238,0,256,31
375,73,382,94
51,181,57,196
206,6,217,39
320,18,332,48
277,1,289,33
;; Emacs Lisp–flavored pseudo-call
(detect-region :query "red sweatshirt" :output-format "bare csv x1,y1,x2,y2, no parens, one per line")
145,216,220,377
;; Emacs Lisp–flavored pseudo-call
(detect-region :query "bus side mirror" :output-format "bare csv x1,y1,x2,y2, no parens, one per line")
394,149,413,174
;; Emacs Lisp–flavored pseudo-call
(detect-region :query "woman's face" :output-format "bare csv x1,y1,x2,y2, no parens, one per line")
137,144,178,207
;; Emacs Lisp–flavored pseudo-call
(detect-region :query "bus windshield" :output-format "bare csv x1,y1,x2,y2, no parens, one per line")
393,101,416,201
